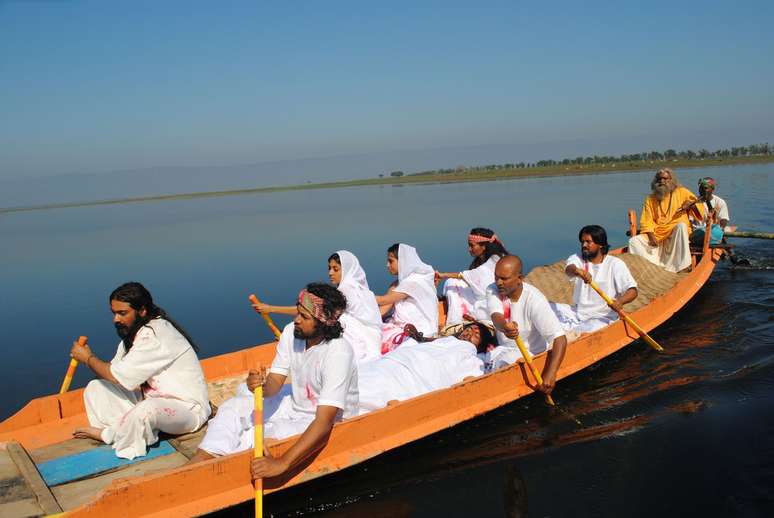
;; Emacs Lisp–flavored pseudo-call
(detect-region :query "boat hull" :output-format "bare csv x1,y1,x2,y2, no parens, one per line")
0,248,724,517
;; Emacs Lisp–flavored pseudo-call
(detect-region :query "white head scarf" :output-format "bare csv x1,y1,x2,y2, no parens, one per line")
394,243,439,333
336,250,382,331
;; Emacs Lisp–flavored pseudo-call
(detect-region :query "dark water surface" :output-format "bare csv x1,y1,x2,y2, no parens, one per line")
2,164,773,516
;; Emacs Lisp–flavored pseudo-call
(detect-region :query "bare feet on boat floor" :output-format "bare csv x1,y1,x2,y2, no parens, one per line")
73,426,104,441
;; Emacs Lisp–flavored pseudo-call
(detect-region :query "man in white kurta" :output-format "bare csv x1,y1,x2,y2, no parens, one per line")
486,256,568,394
194,284,358,481
690,176,731,246
551,225,638,336
358,322,492,414
71,283,210,460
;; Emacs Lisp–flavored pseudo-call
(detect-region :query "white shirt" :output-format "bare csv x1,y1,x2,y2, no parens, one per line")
109,317,210,412
486,282,565,357
461,255,500,298
269,323,359,419
566,254,638,321
691,195,730,229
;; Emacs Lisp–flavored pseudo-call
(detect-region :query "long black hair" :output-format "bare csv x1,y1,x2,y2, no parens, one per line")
387,243,400,257
305,282,347,341
469,228,510,269
578,225,610,254
110,282,200,353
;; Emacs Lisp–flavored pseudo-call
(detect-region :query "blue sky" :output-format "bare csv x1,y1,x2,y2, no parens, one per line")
1,0,773,185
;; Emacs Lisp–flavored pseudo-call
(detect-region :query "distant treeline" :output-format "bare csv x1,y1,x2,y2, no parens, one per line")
399,142,772,177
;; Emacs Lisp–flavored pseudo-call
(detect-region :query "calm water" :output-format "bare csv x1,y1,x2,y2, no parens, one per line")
2,164,773,516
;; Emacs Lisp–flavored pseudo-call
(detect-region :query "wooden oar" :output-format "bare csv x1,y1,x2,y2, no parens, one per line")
514,336,555,406
59,336,87,394
248,294,282,339
724,230,774,240
254,385,263,518
588,281,663,352
514,336,582,425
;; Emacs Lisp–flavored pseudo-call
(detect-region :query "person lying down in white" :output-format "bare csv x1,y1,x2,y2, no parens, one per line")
358,322,496,414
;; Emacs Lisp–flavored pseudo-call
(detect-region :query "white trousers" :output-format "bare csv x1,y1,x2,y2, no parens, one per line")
550,302,615,337
628,223,691,273
84,379,207,460
443,278,489,325
198,384,310,456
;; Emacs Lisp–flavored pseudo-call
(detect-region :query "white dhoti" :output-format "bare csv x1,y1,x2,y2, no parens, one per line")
550,302,615,337
84,379,207,460
443,278,490,325
628,223,691,273
197,384,311,456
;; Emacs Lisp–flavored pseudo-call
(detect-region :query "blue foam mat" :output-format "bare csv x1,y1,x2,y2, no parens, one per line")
37,440,176,486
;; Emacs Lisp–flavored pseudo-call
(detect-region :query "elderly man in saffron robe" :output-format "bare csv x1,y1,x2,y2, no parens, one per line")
628,168,704,272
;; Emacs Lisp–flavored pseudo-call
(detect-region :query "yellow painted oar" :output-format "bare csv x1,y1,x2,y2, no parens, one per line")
588,281,663,352
248,294,282,339
60,336,87,394
514,336,555,406
254,385,263,518
515,336,582,425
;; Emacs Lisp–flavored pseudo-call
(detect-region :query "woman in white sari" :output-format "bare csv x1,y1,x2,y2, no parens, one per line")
251,250,382,362
375,243,439,354
435,227,510,327
329,250,383,362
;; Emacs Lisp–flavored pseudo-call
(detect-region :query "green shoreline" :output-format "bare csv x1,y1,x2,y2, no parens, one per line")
2,155,773,214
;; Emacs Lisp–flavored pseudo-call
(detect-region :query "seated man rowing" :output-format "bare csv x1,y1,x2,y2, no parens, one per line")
689,176,731,246
358,320,497,414
70,282,210,460
486,256,568,395
628,168,704,272
191,283,358,480
551,225,638,337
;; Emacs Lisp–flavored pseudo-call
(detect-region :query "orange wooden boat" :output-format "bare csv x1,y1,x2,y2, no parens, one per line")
0,212,725,517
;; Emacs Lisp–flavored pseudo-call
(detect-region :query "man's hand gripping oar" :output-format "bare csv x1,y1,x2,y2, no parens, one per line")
60,336,88,393
249,294,282,340
511,332,581,425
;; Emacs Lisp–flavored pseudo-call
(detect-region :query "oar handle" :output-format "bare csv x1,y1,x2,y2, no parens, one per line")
254,385,263,517
59,336,87,394
514,336,555,405
248,294,282,339
588,281,663,352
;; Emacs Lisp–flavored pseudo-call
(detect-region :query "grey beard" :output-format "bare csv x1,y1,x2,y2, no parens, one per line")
652,183,673,201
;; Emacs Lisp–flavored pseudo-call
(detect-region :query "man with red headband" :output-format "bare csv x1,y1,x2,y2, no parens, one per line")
191,283,358,479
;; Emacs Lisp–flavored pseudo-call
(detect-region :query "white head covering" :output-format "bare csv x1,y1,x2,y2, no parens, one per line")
335,250,382,331
393,243,439,334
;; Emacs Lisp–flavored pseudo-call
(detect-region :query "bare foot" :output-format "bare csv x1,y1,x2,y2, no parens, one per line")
73,426,104,441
